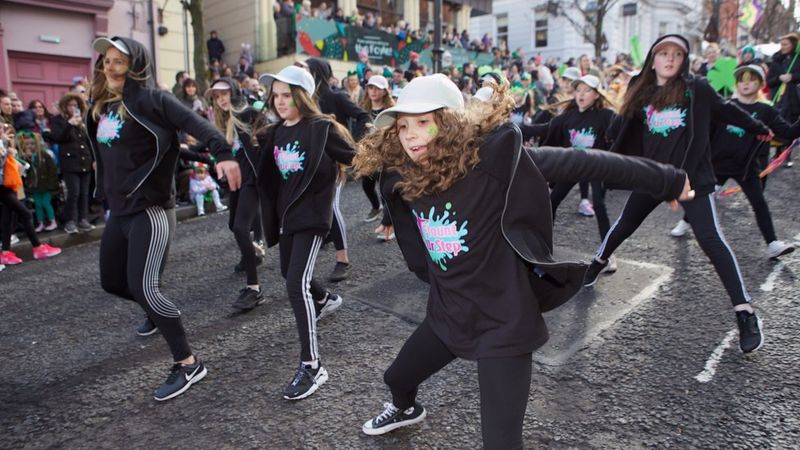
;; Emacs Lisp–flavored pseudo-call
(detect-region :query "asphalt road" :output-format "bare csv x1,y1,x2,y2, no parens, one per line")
1,167,799,449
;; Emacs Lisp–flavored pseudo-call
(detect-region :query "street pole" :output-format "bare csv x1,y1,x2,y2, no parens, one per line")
182,1,190,72
432,0,443,73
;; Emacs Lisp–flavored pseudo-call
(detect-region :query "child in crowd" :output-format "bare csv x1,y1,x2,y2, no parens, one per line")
17,131,59,232
671,64,800,259
583,35,772,354
353,74,693,448
359,75,395,237
189,164,227,216
256,65,355,400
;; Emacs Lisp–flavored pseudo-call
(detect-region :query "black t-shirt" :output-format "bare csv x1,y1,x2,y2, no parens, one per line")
553,107,614,150
273,119,311,216
640,103,689,165
98,102,159,215
409,167,546,359
369,107,385,122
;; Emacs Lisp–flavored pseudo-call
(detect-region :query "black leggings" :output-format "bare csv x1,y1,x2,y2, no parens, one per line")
279,231,327,362
329,182,347,251
228,185,261,285
550,181,609,240
579,181,589,199
1,186,40,250
597,192,750,306
719,176,777,244
384,319,532,450
63,171,91,223
99,206,192,361
362,175,380,210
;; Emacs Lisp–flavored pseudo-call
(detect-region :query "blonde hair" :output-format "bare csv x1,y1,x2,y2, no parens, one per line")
360,85,395,111
90,50,152,121
734,70,768,102
210,92,253,145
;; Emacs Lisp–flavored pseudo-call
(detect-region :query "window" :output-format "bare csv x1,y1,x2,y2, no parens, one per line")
496,13,508,49
659,21,668,36
534,9,547,47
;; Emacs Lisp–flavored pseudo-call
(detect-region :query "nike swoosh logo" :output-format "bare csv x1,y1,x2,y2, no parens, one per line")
185,366,199,381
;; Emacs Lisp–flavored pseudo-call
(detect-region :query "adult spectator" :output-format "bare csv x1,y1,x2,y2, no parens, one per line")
697,43,720,77
0,93,12,127
28,100,54,143
10,97,23,114
172,71,188,97
333,7,346,22
180,78,208,117
767,32,800,167
236,56,255,78
70,80,89,103
578,54,601,77
318,2,332,19
280,0,295,18
49,93,94,234
207,30,225,64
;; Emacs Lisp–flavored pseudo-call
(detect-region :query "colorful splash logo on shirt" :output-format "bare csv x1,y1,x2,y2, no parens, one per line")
232,136,242,156
569,127,596,149
274,140,305,180
726,112,757,138
413,203,469,271
97,110,124,146
643,105,686,137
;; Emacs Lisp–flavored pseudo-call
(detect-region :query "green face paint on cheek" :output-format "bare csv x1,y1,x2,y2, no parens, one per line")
426,124,438,137
289,99,296,107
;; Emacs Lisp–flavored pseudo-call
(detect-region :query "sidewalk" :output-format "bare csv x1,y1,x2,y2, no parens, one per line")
10,204,208,259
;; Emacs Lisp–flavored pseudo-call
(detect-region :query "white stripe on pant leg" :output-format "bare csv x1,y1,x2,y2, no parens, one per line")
143,207,181,318
706,193,752,302
301,235,323,361
596,212,623,259
333,183,347,249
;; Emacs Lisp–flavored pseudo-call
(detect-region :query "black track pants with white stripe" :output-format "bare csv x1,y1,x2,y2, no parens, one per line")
99,206,192,361
328,182,348,251
279,232,327,362
596,192,750,306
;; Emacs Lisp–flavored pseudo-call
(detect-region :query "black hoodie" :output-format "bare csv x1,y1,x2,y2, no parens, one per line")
86,37,233,215
608,34,769,195
305,58,370,140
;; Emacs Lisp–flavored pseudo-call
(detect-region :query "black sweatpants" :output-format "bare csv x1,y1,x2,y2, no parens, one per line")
63,171,91,223
99,206,192,361
384,319,532,450
550,180,610,240
579,181,589,199
720,176,777,244
362,175,380,210
329,182,347,251
1,186,40,250
597,192,750,306
228,185,261,285
279,231,327,362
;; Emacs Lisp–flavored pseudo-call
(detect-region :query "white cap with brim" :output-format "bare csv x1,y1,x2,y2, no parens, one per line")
92,37,130,56
562,67,581,81
259,66,315,96
373,74,464,129
652,36,689,54
572,74,601,90
734,64,766,82
366,75,389,90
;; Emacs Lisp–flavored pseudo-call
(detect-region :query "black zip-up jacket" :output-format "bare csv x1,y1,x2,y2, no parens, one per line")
208,77,261,185
381,123,687,317
767,50,800,120
306,58,370,140
608,34,768,195
712,100,800,179
257,116,355,246
86,37,234,208
49,115,93,173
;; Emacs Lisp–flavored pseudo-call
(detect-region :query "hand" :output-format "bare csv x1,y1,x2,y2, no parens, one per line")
779,74,792,83
670,176,695,210
757,129,774,142
382,224,394,241
216,160,241,191
68,116,82,126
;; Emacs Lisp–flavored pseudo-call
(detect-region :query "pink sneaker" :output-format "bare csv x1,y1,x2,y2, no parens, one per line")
44,220,58,231
32,244,61,260
0,250,23,265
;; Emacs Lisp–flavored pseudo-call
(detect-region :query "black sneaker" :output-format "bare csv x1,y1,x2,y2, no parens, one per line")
363,208,382,222
232,287,265,311
583,258,609,287
283,363,329,400
234,255,263,273
153,359,207,401
736,310,764,353
362,402,427,435
316,292,343,320
77,219,96,232
136,317,158,336
327,262,351,282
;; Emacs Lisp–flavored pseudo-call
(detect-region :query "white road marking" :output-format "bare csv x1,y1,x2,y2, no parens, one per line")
695,232,800,382
694,329,738,383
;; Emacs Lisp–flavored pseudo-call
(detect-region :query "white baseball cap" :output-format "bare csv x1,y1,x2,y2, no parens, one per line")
473,86,494,102
92,36,130,56
259,66,316,96
562,66,581,81
366,75,389,90
572,74,601,90
734,64,766,82
373,74,464,128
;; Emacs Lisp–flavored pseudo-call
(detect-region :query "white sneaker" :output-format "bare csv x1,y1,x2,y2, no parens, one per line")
605,255,618,273
578,199,595,217
253,240,266,257
670,219,691,237
767,240,795,259
10,234,19,246
216,204,228,212
0,263,5,272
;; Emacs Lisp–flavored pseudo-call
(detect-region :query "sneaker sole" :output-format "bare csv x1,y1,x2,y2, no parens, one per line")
742,317,764,354
137,327,159,337
33,249,61,260
362,408,428,436
363,215,381,223
317,296,343,320
768,246,795,259
153,366,208,401
284,367,329,401
232,297,266,311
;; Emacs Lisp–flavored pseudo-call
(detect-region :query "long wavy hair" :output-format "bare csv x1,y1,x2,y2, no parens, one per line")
619,67,688,118
89,52,151,121
210,93,253,145
360,85,395,111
